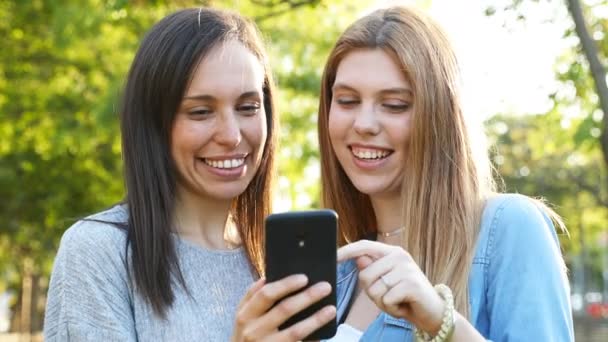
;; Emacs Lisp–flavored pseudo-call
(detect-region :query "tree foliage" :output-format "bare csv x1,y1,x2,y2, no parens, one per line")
3,0,606,333
486,0,608,292
0,0,371,332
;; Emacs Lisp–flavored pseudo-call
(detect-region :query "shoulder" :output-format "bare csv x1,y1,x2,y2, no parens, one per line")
474,195,573,340
57,205,129,264
48,205,132,307
45,205,137,340
483,193,556,234
480,193,562,261
86,203,129,224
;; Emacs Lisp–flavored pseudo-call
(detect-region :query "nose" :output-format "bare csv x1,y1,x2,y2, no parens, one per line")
353,103,380,136
214,110,242,148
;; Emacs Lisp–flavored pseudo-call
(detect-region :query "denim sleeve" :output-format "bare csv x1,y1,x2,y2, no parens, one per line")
43,221,137,341
485,195,574,341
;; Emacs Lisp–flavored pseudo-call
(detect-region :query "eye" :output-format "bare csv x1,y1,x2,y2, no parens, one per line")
238,102,261,115
382,101,411,113
188,107,212,117
335,96,360,107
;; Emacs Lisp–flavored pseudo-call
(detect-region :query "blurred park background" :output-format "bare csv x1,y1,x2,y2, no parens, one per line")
1,0,607,340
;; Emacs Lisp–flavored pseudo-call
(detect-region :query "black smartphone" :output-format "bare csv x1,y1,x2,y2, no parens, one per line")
264,209,338,340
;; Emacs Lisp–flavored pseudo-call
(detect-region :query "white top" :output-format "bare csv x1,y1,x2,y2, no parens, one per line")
325,323,363,341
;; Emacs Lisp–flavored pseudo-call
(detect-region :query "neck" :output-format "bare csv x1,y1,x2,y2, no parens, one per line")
370,193,403,245
172,184,238,250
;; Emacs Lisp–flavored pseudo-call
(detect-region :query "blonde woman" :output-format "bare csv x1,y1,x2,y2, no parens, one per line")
317,6,574,341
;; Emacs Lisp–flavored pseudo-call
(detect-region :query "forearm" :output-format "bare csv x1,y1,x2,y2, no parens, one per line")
450,311,486,342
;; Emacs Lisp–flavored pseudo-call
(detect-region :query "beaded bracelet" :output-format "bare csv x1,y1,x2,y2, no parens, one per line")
414,284,456,342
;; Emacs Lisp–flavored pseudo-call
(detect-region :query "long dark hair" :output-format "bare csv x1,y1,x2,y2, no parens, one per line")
119,8,277,318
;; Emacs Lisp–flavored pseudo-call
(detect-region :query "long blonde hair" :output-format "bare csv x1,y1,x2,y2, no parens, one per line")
318,6,496,316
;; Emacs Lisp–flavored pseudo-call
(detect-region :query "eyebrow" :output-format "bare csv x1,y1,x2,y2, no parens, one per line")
183,91,261,101
332,83,413,96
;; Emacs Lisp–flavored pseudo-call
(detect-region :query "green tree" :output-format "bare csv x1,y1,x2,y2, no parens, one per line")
486,0,608,296
486,111,607,290
0,0,373,333
0,0,222,333
566,0,608,170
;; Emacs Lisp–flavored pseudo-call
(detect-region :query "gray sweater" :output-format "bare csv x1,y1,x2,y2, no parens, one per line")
43,205,256,341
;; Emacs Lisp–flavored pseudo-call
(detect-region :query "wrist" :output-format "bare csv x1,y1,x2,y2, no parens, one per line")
415,295,445,335
414,284,456,342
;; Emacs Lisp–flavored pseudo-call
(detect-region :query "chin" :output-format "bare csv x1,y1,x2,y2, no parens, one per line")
351,183,383,196
349,179,398,198
211,187,249,200
198,179,252,201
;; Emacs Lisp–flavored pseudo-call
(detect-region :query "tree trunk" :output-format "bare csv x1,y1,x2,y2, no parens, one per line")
566,0,608,167
20,258,33,342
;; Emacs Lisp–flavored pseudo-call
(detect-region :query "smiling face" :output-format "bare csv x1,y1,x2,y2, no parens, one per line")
328,48,413,200
170,40,267,202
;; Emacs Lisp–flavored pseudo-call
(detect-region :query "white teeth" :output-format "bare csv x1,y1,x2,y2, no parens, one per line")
352,148,389,160
204,158,245,169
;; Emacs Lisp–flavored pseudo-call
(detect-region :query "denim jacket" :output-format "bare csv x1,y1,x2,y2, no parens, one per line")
332,194,574,341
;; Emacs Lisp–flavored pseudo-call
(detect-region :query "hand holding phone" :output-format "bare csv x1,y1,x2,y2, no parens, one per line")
264,209,338,340
231,275,335,342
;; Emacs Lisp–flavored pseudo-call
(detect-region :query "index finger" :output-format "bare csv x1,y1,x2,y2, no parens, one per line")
337,240,392,262
238,277,266,307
